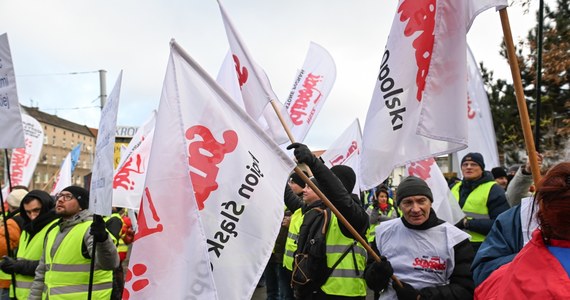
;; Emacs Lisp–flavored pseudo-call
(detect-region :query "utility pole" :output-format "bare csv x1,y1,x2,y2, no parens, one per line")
99,69,107,110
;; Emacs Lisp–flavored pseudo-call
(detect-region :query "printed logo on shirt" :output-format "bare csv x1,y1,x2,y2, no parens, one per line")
412,255,446,274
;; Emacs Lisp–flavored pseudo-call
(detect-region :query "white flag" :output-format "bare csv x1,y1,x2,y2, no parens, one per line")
217,0,279,120
123,46,217,299
90,72,122,216
51,151,72,195
175,40,295,299
112,111,156,210
8,114,44,187
454,46,500,171
284,42,337,143
360,0,508,190
216,51,289,144
406,158,465,224
321,119,362,194
0,33,25,149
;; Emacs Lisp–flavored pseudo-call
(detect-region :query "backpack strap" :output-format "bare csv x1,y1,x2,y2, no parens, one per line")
322,240,357,283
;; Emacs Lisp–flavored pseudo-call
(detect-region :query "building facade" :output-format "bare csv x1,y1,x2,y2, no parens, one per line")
23,106,96,190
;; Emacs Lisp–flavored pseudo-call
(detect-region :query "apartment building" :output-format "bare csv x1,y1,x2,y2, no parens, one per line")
22,105,96,190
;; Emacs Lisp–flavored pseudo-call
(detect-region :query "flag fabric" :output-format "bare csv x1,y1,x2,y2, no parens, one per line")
51,151,72,195
454,46,500,171
216,51,290,144
0,33,25,149
69,142,82,173
123,45,217,299
217,0,279,120
406,158,465,224
320,119,362,194
360,0,508,190
284,42,336,143
8,114,44,188
112,111,156,210
130,40,296,299
89,72,122,216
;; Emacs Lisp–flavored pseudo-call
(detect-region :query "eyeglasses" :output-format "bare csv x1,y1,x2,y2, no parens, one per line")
55,193,75,202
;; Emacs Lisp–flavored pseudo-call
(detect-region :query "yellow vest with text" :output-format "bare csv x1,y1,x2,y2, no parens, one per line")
10,219,58,300
452,181,495,243
320,214,367,297
283,209,303,271
43,221,113,299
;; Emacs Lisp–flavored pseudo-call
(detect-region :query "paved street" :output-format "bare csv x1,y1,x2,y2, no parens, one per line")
251,286,377,300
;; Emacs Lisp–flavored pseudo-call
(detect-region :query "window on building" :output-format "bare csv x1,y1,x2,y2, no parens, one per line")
44,173,49,183
62,138,66,148
70,141,74,148
52,155,57,165
35,173,41,184
53,127,56,133
44,135,48,145
63,130,66,135
52,136,56,146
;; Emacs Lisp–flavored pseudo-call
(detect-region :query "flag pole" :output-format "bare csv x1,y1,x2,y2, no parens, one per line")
293,166,403,287
269,100,296,143
499,8,542,184
1,149,18,296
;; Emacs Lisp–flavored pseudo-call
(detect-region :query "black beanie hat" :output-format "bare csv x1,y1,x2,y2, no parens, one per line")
491,167,508,179
289,172,307,187
331,165,356,192
61,186,89,209
396,176,433,206
461,152,485,170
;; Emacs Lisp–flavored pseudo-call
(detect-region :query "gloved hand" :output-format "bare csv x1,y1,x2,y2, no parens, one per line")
455,217,468,230
394,281,419,300
0,256,18,274
364,256,393,292
286,143,317,167
90,215,108,243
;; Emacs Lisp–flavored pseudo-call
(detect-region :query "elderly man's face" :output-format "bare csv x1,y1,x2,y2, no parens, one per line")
399,195,431,225
461,161,483,181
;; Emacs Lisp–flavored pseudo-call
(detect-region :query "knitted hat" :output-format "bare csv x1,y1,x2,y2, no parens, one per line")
289,172,307,187
61,186,89,209
461,152,485,170
396,176,433,206
7,189,28,209
331,165,356,192
491,167,508,179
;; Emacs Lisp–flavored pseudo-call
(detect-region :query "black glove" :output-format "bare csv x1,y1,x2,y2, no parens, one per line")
286,143,317,167
90,215,109,243
364,256,393,292
394,281,419,300
0,256,18,274
455,217,467,230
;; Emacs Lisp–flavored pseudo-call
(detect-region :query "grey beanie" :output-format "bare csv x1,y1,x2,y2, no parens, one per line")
396,176,433,206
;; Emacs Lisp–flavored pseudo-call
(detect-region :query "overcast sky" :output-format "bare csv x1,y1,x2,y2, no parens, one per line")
1,0,546,149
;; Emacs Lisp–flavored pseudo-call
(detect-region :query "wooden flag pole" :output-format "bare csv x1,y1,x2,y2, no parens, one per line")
269,100,296,144
499,8,542,184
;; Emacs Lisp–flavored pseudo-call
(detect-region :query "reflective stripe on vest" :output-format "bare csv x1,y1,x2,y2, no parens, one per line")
452,181,495,242
43,220,113,299
283,209,303,271
320,214,367,297
11,219,59,300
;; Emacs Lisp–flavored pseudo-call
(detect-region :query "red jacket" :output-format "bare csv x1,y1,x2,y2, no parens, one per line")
475,229,570,299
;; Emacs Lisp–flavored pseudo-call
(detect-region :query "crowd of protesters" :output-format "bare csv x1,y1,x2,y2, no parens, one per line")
0,145,566,300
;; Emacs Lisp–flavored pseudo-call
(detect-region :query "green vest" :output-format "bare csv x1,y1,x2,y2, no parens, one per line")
10,219,58,299
283,209,303,271
452,181,495,242
320,214,367,297
43,221,113,299
366,198,396,243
